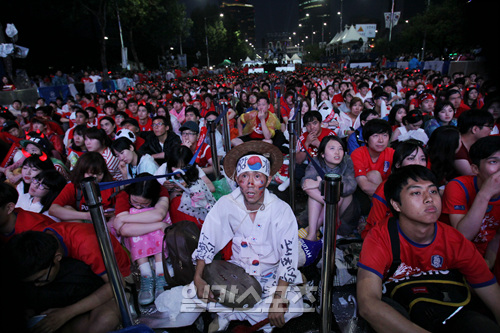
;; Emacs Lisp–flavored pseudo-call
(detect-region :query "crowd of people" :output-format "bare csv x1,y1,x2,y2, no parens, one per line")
1,64,500,332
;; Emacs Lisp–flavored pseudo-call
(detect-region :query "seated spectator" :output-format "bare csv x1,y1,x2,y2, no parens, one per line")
386,105,406,132
66,124,88,170
15,169,66,221
424,100,457,137
99,116,117,140
362,139,428,238
8,99,22,117
192,141,303,332
137,103,153,132
351,119,394,198
232,94,287,153
357,165,500,332
138,115,181,165
296,111,336,181
390,109,428,145
448,88,470,118
483,97,500,135
31,116,65,161
301,136,358,240
1,75,15,91
416,91,435,117
442,136,500,266
49,152,116,222
111,175,170,305
347,109,380,155
338,97,363,138
317,89,340,133
455,109,494,175
112,137,158,180
166,145,215,227
170,97,185,125
427,125,462,188
3,227,129,333
180,121,214,175
63,108,89,147
84,127,123,181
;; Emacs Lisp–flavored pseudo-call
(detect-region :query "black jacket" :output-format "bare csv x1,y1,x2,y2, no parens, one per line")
138,131,181,165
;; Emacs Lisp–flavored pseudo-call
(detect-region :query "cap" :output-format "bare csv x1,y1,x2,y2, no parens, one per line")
179,121,199,133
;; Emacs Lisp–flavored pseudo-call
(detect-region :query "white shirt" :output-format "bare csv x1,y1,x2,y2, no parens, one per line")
193,188,302,285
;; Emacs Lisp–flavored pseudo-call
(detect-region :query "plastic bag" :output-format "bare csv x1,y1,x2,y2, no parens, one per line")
5,24,18,38
154,285,201,327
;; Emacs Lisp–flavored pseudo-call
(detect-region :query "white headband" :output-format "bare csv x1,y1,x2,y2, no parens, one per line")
236,154,270,177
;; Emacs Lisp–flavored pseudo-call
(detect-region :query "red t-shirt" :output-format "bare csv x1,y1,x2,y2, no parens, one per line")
43,222,130,277
137,118,153,132
441,175,500,256
280,100,293,119
297,128,336,157
196,143,213,168
332,93,343,105
0,208,56,243
351,146,395,180
363,180,391,239
53,183,116,212
358,220,496,287
455,101,471,118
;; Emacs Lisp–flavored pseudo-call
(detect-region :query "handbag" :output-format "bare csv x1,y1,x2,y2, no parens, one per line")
202,260,263,309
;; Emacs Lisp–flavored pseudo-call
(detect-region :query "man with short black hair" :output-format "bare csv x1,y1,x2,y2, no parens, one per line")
138,115,181,165
357,165,500,332
442,136,500,267
351,119,394,197
455,109,494,175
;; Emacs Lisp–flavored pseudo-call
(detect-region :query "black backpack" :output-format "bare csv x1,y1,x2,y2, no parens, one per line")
161,220,200,287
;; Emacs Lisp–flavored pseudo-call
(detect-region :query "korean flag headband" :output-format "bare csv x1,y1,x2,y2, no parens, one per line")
236,154,270,177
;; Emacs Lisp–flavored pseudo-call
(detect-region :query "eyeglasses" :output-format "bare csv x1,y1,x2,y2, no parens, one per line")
32,178,49,191
152,123,165,128
33,261,53,284
481,124,494,130
181,132,197,137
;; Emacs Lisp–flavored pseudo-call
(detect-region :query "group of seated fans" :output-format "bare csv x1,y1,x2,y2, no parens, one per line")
1,66,500,332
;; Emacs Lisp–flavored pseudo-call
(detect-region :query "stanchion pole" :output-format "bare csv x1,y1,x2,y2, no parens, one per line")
207,119,221,180
320,174,342,333
287,119,297,212
81,177,134,328
221,103,231,154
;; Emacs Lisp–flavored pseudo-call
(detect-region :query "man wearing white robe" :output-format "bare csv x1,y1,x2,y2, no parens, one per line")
191,143,303,332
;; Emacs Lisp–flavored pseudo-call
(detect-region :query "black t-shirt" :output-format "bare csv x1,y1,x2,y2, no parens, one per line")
22,257,104,313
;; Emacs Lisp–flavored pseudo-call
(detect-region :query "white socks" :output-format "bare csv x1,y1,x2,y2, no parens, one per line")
155,261,164,276
139,262,153,278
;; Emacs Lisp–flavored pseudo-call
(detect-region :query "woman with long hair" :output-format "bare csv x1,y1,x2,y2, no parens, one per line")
49,152,115,222
427,125,461,187
84,127,123,180
112,137,158,180
16,169,67,221
424,101,457,137
301,136,358,240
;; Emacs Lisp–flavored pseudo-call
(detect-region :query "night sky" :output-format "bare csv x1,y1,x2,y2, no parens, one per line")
1,0,498,80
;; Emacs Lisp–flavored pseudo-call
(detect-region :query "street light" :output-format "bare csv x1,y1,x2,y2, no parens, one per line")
204,17,210,68
322,22,327,44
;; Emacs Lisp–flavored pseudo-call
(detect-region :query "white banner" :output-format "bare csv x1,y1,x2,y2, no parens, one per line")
355,24,377,38
384,12,401,28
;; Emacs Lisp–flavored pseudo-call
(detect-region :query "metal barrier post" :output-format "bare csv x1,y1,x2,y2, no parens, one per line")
287,119,297,212
320,174,342,333
207,119,221,180
80,177,134,328
221,104,231,154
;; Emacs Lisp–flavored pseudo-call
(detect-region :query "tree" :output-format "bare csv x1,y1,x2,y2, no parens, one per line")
78,0,111,79
373,0,468,60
